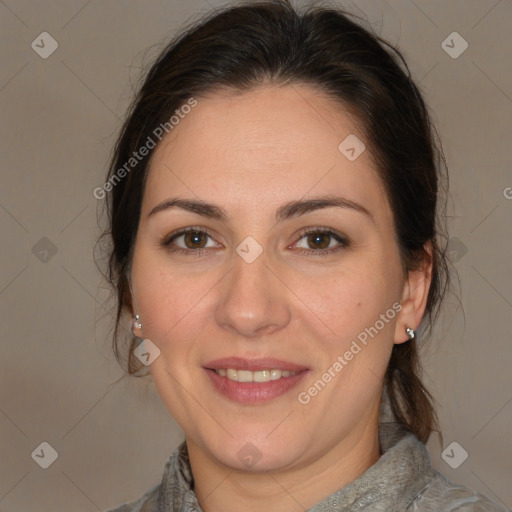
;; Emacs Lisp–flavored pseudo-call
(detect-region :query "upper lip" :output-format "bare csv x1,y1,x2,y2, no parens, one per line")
203,357,309,372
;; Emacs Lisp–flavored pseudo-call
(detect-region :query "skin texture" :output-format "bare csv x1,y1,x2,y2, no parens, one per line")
129,84,432,512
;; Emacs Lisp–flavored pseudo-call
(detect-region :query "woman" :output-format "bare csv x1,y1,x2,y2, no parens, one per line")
100,1,508,510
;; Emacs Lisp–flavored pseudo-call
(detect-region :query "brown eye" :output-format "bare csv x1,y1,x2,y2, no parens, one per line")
162,227,218,255
182,230,208,249
307,232,330,250
294,228,349,257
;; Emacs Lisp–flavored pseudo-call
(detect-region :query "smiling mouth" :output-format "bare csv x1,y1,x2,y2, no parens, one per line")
212,368,298,382
203,357,309,403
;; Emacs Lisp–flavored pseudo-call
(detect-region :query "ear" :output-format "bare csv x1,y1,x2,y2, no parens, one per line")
394,241,433,345
126,273,143,337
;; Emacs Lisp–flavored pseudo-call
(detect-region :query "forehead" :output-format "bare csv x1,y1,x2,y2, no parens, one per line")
143,85,391,223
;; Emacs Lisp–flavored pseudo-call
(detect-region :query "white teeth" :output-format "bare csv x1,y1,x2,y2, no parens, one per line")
237,370,253,382
253,370,270,382
214,368,298,382
270,369,280,380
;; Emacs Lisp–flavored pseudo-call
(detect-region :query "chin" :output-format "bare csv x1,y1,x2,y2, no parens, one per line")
203,433,306,473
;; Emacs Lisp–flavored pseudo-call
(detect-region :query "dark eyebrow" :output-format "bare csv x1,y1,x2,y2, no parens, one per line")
148,198,228,221
276,196,373,224
148,195,373,224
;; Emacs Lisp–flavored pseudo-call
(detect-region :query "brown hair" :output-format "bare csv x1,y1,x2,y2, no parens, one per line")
97,0,452,445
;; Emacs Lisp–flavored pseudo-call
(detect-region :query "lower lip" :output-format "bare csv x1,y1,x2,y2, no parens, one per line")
204,368,309,404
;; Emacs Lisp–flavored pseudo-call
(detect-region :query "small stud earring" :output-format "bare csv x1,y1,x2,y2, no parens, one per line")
132,314,142,332
405,327,415,340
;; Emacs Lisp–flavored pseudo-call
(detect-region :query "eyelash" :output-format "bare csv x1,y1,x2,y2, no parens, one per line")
161,226,350,257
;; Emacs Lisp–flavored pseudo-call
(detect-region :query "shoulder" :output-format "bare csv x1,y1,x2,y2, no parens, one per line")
105,482,160,512
410,469,510,511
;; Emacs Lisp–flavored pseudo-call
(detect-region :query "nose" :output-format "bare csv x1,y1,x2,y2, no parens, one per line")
215,246,291,338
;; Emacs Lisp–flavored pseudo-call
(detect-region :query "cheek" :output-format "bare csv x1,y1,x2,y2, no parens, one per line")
130,243,210,343
294,266,398,390
135,267,213,344
293,268,386,341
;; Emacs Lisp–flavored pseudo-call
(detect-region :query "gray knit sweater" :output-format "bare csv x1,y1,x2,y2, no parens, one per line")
106,422,509,511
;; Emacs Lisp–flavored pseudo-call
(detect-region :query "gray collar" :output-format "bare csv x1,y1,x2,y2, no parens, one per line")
157,422,436,511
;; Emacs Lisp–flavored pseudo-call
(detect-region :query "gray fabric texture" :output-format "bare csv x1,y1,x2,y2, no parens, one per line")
106,422,509,511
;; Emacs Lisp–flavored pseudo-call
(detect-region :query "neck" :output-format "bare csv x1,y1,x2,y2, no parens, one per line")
187,405,382,512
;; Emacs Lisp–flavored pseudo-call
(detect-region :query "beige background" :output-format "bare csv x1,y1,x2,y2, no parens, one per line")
1,0,511,510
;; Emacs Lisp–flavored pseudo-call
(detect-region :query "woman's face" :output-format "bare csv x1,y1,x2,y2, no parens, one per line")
130,85,419,472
